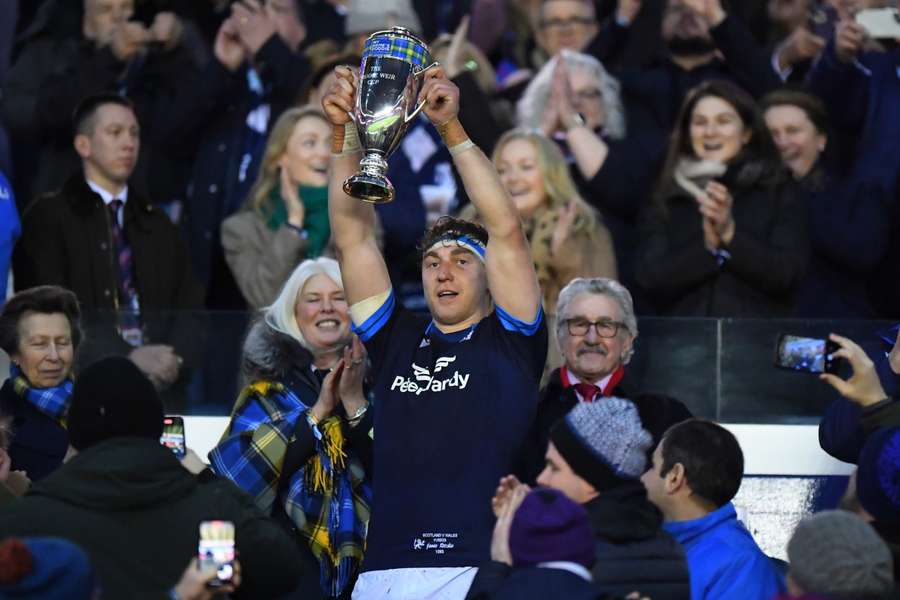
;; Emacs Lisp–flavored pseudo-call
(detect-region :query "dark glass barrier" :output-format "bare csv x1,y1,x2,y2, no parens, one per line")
17,310,891,421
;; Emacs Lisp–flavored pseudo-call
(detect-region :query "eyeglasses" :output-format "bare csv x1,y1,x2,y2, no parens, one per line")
539,17,596,30
573,88,603,104
565,318,624,338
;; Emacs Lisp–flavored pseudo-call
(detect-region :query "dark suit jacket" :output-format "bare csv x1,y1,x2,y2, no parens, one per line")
16,173,205,409
17,173,202,311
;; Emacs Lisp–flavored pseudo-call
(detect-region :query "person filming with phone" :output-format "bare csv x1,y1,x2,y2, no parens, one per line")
0,356,302,599
807,3,900,317
818,329,900,463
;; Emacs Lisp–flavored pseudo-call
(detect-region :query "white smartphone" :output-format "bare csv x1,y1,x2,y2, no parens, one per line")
856,8,900,39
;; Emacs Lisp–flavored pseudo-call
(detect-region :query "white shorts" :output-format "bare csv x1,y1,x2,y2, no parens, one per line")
351,567,478,600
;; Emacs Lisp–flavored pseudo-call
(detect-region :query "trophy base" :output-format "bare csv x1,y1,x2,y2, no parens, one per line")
343,174,395,204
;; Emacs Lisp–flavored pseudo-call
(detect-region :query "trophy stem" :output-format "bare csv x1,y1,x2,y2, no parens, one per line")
343,152,395,204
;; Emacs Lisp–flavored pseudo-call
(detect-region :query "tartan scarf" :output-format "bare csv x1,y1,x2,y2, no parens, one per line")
209,380,371,597
9,364,73,426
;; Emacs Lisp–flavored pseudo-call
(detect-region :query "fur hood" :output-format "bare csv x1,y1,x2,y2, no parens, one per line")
241,318,313,382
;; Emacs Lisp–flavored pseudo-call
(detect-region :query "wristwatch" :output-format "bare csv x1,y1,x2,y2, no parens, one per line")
348,403,369,423
564,112,586,131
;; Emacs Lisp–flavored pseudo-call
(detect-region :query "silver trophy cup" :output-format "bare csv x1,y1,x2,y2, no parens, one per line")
343,28,437,203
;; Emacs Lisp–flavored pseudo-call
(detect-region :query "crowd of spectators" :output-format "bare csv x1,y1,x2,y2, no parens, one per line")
0,0,898,598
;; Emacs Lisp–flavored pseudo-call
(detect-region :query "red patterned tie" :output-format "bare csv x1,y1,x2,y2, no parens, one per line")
574,382,601,402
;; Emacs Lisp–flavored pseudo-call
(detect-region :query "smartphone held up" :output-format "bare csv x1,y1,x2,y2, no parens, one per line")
160,416,185,459
856,8,900,40
774,334,839,375
199,520,235,588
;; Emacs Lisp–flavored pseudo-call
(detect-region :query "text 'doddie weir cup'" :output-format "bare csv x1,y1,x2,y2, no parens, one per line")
343,27,438,203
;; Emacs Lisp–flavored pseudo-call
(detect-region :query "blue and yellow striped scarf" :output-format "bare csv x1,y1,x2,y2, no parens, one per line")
10,364,73,426
209,380,371,597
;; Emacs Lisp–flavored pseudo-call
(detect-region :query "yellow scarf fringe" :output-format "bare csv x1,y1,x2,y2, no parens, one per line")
307,416,347,494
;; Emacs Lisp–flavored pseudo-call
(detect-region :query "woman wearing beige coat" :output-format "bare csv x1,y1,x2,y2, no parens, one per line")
221,106,332,309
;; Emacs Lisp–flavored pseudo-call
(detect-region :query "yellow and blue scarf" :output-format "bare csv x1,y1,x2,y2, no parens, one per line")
209,381,371,597
10,364,73,426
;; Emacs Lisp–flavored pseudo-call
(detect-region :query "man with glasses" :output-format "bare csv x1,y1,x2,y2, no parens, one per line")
536,0,600,60
516,277,637,482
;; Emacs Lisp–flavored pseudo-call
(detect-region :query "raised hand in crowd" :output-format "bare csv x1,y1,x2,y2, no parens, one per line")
280,167,305,229
150,11,184,52
540,60,573,136
491,474,530,518
173,557,242,600
339,336,369,420
550,200,579,259
231,0,279,56
680,0,726,27
489,484,528,566
129,344,182,390
776,26,826,71
833,17,867,63
889,329,900,375
214,17,248,72
820,334,888,407
442,15,471,79
0,447,29,497
180,449,209,476
309,360,344,422
616,0,643,24
110,21,154,62
696,180,735,250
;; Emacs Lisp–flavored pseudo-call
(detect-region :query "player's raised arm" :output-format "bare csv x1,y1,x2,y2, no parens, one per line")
419,68,542,324
322,66,391,306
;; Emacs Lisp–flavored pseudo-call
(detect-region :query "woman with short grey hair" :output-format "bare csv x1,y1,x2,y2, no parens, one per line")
515,51,665,310
517,49,626,141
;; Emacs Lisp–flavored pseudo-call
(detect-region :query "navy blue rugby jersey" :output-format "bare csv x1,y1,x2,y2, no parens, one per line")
353,290,547,571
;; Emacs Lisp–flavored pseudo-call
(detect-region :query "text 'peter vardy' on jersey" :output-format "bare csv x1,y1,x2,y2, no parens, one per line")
389,355,471,395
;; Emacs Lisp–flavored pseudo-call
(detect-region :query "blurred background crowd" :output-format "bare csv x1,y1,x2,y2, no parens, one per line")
0,0,898,597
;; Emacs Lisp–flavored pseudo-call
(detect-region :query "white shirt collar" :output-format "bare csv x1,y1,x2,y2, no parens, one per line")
566,368,614,400
536,561,592,582
86,178,129,206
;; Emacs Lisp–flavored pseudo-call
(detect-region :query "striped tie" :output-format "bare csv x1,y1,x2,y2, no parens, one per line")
108,200,142,346
108,200,135,302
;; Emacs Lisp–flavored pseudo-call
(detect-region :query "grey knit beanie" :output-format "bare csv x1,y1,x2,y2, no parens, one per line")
550,397,652,491
788,510,894,598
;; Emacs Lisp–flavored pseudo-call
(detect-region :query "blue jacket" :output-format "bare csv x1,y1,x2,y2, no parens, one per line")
664,502,785,600
808,44,900,318
808,43,900,194
819,332,900,463
793,170,892,319
0,171,18,305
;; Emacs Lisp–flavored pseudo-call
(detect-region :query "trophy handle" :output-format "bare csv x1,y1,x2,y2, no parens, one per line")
404,61,441,124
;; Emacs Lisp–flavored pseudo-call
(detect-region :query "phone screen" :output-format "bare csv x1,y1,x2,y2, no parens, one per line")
856,8,900,39
199,520,235,587
775,335,834,374
160,416,185,459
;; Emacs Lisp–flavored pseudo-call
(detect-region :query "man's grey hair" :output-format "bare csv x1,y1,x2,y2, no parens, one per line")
555,277,638,363
517,49,626,140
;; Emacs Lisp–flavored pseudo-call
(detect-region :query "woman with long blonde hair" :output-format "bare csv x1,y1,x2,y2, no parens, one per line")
222,105,332,308
459,128,617,314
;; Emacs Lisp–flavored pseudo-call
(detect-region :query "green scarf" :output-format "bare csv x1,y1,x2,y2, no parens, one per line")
265,185,331,257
